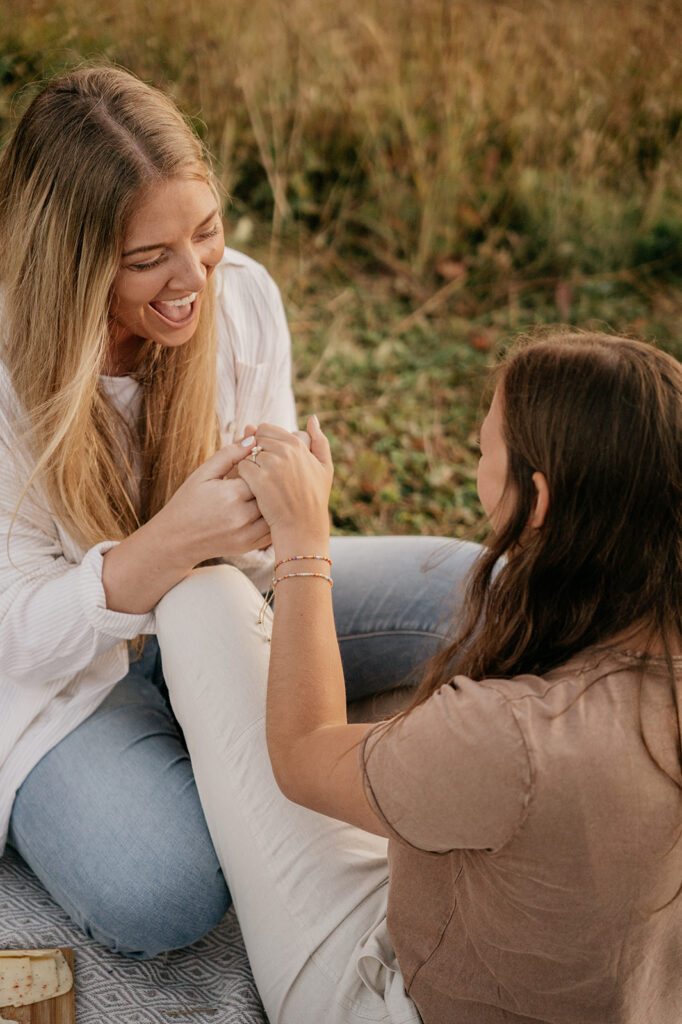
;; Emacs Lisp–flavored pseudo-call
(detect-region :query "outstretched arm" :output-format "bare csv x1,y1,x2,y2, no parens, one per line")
239,419,388,837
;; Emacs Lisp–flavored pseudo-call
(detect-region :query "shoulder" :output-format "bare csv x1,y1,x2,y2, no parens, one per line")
214,246,283,310
362,678,533,852
213,247,290,367
478,647,643,715
382,675,533,761
360,664,604,854
474,651,658,790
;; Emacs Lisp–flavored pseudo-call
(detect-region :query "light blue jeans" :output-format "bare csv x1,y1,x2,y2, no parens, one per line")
7,536,481,958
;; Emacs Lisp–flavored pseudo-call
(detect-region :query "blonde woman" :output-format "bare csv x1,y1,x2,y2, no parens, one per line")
0,66,479,957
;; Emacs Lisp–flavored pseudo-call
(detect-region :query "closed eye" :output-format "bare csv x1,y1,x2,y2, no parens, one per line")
125,222,220,271
128,253,166,272
195,223,220,241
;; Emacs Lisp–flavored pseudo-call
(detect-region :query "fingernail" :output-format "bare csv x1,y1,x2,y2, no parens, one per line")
241,435,256,447
311,414,320,429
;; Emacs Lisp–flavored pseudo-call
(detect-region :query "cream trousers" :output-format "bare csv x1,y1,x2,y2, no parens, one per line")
156,565,422,1024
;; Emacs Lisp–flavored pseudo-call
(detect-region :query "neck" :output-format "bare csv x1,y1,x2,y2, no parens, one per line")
105,317,143,376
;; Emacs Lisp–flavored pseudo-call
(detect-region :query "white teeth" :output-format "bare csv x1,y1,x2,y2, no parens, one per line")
159,292,197,307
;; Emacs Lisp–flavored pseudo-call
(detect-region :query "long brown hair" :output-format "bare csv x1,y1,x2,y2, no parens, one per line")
415,332,682,703
0,65,221,551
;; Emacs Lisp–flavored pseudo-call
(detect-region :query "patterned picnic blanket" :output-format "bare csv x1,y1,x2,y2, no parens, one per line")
0,845,266,1024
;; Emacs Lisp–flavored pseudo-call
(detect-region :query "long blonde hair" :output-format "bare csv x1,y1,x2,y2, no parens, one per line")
0,65,221,549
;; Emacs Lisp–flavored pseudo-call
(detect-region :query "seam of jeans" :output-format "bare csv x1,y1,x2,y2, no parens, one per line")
337,629,450,642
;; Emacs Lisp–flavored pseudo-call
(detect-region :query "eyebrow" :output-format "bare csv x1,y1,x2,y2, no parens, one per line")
122,208,219,258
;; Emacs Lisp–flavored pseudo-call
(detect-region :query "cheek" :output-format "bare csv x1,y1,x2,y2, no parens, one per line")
477,456,512,529
110,275,157,318
476,459,496,520
110,277,135,313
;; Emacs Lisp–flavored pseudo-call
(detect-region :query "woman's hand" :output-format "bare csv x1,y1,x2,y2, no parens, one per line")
158,443,271,567
238,416,333,554
102,443,270,614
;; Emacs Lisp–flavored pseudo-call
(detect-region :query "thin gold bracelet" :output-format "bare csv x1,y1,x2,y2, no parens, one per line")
274,554,332,570
272,571,333,588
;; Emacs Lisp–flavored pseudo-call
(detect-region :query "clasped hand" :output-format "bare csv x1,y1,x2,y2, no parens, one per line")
238,416,334,550
157,444,270,568
158,417,332,569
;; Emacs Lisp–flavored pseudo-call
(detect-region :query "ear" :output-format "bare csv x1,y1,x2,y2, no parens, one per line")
529,471,550,529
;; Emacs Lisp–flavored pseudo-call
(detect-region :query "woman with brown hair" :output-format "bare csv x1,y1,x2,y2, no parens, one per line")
0,65,479,957
156,333,682,1022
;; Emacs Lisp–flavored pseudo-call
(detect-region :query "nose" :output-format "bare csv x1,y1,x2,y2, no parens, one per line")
168,246,208,294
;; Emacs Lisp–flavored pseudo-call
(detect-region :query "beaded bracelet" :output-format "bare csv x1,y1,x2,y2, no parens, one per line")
272,571,333,588
274,554,332,571
258,563,333,639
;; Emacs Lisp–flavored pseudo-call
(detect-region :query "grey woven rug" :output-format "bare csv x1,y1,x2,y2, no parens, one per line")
0,845,266,1023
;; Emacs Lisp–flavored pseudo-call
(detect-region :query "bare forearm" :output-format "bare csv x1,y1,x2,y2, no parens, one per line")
265,548,346,770
242,422,386,834
265,554,385,832
102,513,191,614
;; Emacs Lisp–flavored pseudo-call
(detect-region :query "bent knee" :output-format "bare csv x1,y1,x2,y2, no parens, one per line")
157,564,263,635
84,860,230,958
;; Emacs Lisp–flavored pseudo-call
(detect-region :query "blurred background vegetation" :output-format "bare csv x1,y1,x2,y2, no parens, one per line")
2,0,681,537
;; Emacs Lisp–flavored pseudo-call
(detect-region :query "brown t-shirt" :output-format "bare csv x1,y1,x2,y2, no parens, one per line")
361,647,682,1024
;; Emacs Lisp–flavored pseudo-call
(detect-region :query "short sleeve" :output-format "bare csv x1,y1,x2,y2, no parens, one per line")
360,676,532,853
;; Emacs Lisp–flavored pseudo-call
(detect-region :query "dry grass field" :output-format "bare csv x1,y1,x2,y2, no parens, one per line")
1,0,681,536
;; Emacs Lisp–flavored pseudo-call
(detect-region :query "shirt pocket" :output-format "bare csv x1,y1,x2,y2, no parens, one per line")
234,360,270,435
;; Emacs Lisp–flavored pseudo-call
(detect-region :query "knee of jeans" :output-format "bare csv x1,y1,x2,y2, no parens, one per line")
84,856,231,959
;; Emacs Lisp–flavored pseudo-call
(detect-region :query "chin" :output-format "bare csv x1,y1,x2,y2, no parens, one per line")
149,327,198,348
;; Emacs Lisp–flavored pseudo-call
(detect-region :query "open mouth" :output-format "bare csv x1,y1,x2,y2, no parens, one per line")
149,291,199,326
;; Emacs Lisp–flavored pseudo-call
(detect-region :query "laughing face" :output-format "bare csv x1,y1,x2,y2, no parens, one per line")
107,176,225,375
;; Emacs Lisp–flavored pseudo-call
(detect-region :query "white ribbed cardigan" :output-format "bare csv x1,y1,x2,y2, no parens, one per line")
0,247,297,852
